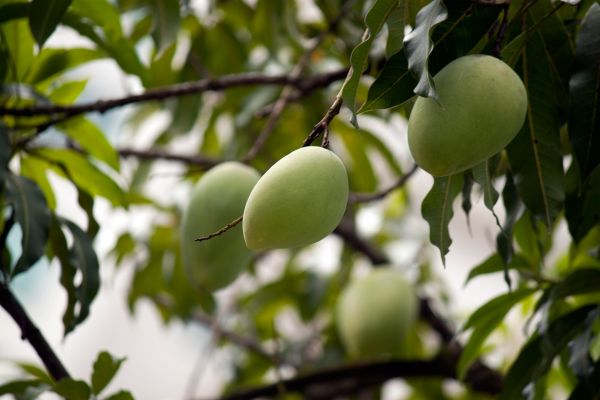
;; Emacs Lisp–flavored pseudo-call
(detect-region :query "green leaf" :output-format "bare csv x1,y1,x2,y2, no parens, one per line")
70,0,123,36
499,305,596,400
33,148,126,207
0,379,48,397
152,0,180,53
385,5,407,58
403,0,448,99
5,173,50,277
20,155,56,210
472,158,503,233
421,174,463,265
28,0,72,47
465,253,531,285
1,18,35,81
341,0,398,119
566,164,600,242
103,390,135,400
495,172,524,270
0,124,10,184
458,288,536,378
0,2,30,25
361,1,501,112
569,3,600,179
27,47,103,85
506,18,564,227
568,358,600,400
53,379,91,400
91,352,125,395
57,117,120,171
17,362,53,385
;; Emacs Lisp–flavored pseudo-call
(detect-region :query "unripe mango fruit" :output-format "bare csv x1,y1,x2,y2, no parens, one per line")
180,162,260,292
336,269,418,359
407,54,527,176
243,146,349,250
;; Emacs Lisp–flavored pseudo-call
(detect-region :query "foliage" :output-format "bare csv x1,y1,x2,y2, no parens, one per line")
0,0,599,399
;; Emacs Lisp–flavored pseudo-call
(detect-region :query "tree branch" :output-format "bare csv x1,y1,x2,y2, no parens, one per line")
0,70,347,119
349,164,419,203
118,147,219,168
214,352,501,400
195,216,243,242
0,282,70,382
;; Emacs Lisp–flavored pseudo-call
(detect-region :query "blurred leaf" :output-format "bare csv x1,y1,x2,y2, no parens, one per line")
53,379,91,400
403,0,447,99
335,121,377,192
0,379,48,397
506,18,564,227
472,159,499,211
496,172,524,270
20,155,56,210
385,5,407,58
458,288,536,378
5,173,50,277
499,305,595,400
70,0,123,36
361,1,501,112
341,0,397,120
568,358,600,400
28,0,72,47
421,174,463,265
569,3,600,179
0,124,9,184
465,253,531,285
111,233,136,265
16,362,53,385
461,172,474,225
26,48,103,84
0,2,30,25
48,79,87,105
1,19,35,81
568,307,599,379
535,269,600,316
152,0,180,53
104,390,135,400
91,352,125,395
566,164,600,242
33,148,126,207
57,117,120,171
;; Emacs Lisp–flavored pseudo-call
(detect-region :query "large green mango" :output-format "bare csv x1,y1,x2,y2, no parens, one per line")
336,269,418,359
408,54,527,176
180,162,260,292
243,146,348,250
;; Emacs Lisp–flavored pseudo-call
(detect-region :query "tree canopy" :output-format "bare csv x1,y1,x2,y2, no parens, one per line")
1,0,600,399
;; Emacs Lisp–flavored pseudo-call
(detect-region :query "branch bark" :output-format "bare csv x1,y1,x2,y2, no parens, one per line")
0,282,70,382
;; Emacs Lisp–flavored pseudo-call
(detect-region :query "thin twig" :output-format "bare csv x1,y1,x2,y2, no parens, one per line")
118,147,220,168
350,164,419,203
195,216,243,242
0,283,70,382
302,95,343,147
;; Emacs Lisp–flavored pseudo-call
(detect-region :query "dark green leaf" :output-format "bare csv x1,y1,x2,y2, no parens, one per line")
27,48,103,84
103,390,135,400
461,172,474,224
465,253,531,285
17,362,53,385
568,307,599,379
566,164,600,242
569,3,600,179
472,159,499,211
421,174,463,265
152,0,180,53
70,0,123,36
0,379,48,397
0,2,30,25
5,173,50,277
458,288,536,378
0,124,10,184
385,5,406,58
568,358,600,400
403,0,448,99
91,352,125,395
28,0,72,47
506,18,564,227
500,306,595,400
341,0,398,119
53,379,91,400
20,155,56,210
496,172,524,266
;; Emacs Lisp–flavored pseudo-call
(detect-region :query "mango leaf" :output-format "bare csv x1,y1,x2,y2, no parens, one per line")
458,288,536,378
472,158,502,230
465,253,531,285
0,379,49,397
104,391,135,400
566,165,600,242
91,352,125,396
496,172,524,269
33,148,126,207
361,0,501,112
569,3,600,180
57,117,120,171
0,2,30,25
20,155,56,210
53,379,91,400
0,124,9,184
568,358,600,400
4,173,50,278
341,0,398,121
70,0,123,36
499,305,595,400
47,79,87,105
461,173,474,224
152,0,181,53
421,174,463,265
385,6,406,58
403,0,447,99
535,268,600,316
28,0,72,47
1,18,35,81
568,307,599,379
506,19,564,227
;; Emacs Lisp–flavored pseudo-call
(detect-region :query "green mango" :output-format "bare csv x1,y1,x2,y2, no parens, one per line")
180,162,260,292
408,54,527,176
336,269,418,359
243,146,348,250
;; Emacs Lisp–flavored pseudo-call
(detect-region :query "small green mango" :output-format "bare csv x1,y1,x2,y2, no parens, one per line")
408,54,527,176
180,162,260,292
243,146,349,250
336,269,418,359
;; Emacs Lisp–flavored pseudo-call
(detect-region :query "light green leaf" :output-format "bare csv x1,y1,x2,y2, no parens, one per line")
5,173,50,277
56,117,120,171
26,47,103,85
421,174,463,265
1,18,35,80
70,0,122,36
152,0,181,53
48,79,87,105
341,0,398,121
458,288,536,378
28,0,72,47
91,352,125,395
